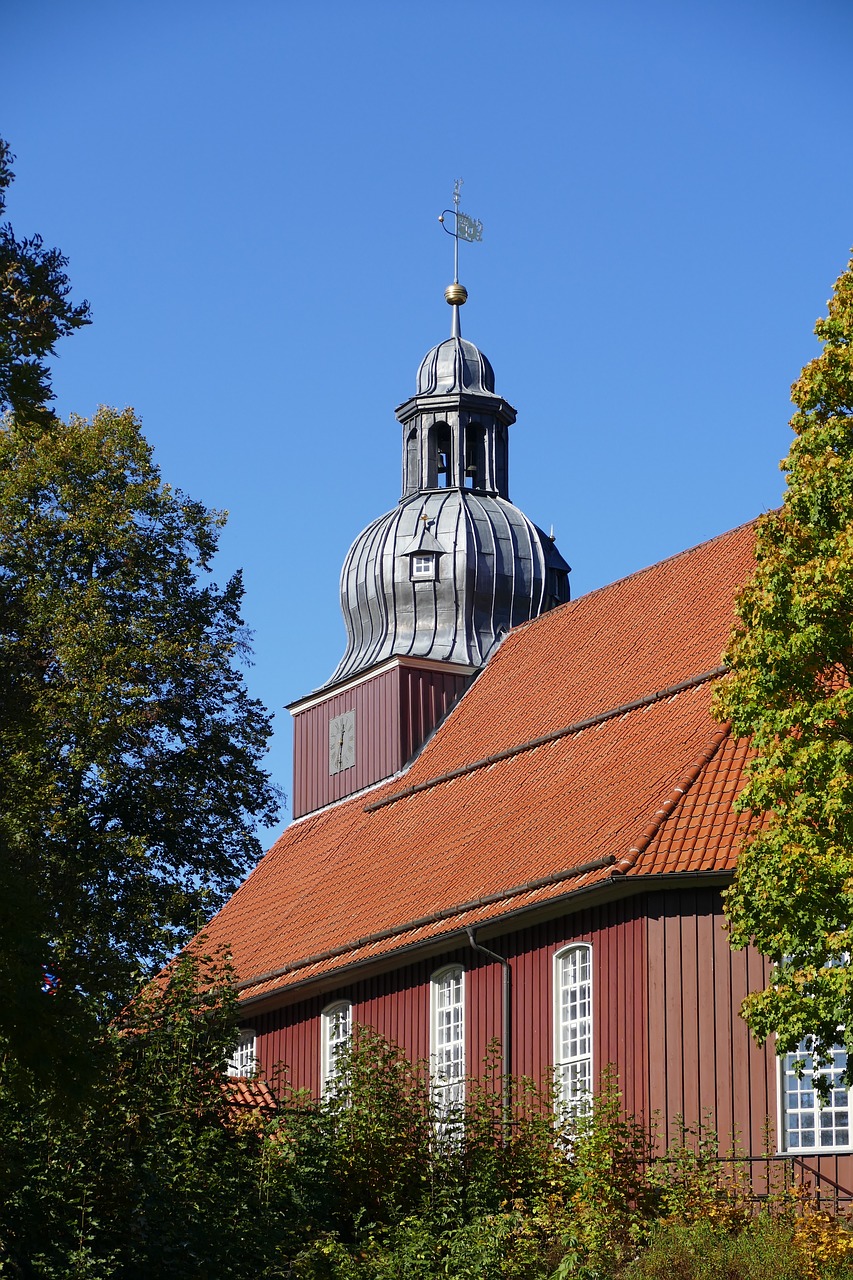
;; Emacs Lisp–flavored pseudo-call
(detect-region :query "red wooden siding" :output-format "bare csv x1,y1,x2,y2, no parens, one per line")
251,951,469,1094
249,899,648,1111
291,663,471,817
644,888,773,1151
245,885,853,1192
399,666,471,766
503,899,648,1120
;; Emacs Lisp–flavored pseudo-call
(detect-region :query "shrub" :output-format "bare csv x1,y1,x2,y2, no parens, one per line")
623,1214,812,1280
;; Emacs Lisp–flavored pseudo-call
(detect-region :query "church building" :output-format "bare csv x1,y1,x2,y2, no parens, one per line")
204,260,853,1192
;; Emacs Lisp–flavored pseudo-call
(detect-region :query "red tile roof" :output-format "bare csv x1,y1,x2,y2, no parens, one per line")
222,1075,279,1116
201,519,759,1004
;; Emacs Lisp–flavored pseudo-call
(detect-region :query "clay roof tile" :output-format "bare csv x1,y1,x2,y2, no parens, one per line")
199,520,759,1001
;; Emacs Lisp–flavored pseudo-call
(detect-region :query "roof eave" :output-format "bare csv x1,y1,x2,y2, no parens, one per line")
236,867,734,1016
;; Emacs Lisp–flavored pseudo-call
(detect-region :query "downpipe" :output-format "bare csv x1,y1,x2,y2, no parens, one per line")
466,926,511,1141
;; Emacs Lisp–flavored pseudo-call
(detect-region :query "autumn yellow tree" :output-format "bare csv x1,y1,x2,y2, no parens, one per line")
717,251,853,1081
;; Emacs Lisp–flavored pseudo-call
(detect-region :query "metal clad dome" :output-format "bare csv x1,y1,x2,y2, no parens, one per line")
328,490,558,684
416,336,495,396
325,302,570,690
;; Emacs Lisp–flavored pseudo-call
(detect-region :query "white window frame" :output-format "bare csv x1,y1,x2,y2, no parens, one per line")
431,965,465,1122
554,943,593,1116
227,1028,257,1078
321,1000,352,1094
411,553,437,581
778,1039,852,1154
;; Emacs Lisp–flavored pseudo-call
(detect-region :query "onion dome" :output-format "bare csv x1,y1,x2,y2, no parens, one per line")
325,289,571,688
416,337,496,397
327,490,570,685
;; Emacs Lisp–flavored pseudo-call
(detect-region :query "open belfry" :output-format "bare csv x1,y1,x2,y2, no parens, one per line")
199,190,853,1187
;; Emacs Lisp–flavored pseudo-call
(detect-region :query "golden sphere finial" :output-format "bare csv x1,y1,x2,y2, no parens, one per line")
444,282,468,306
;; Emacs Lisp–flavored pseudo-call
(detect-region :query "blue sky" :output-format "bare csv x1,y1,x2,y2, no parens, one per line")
5,0,853,835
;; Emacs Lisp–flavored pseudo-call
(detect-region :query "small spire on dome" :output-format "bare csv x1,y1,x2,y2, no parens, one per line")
438,178,482,338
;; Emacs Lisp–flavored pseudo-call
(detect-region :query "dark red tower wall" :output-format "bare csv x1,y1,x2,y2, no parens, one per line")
290,659,473,818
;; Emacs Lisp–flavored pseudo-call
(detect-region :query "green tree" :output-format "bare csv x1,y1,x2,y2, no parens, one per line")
0,138,90,420
0,406,281,1073
715,251,853,1079
0,945,297,1279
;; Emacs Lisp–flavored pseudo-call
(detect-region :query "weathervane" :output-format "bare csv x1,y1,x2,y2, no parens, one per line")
438,179,483,335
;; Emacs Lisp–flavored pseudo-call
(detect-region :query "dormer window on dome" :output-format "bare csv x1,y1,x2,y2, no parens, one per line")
411,553,438,581
401,517,444,582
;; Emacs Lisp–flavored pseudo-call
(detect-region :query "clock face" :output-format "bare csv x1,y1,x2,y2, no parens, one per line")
328,710,356,776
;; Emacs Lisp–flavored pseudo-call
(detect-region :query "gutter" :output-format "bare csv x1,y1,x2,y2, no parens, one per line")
236,853,615,994
238,869,733,1012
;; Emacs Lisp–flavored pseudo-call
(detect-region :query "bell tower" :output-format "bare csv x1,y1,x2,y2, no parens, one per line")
289,190,571,818
399,313,512,499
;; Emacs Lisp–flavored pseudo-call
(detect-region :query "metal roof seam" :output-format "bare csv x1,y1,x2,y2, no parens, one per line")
363,666,727,813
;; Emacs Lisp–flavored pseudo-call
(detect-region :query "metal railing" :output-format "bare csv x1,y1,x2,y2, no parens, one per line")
656,1152,853,1209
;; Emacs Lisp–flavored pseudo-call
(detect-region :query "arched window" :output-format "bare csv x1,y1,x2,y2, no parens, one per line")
405,428,419,491
321,1000,352,1094
431,965,465,1120
554,944,592,1115
428,423,452,488
227,1028,257,1078
464,422,486,489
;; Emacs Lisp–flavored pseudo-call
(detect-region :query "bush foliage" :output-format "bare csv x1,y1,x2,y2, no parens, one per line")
2,952,853,1278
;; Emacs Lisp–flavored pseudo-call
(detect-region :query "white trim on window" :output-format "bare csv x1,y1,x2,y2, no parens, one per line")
431,965,465,1121
321,1000,352,1094
227,1028,257,1077
411,553,437,581
778,1039,851,1153
554,943,593,1116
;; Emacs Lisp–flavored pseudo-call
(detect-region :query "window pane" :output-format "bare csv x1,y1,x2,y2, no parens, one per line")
782,1042,852,1152
412,554,436,579
227,1032,257,1077
556,945,592,1116
432,968,464,1124
323,1002,352,1092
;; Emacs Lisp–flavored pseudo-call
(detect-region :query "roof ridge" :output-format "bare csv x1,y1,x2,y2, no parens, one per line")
506,515,760,642
363,665,726,814
612,722,732,875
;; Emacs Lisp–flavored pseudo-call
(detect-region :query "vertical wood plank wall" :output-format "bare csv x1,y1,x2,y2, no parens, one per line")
645,888,774,1150
251,897,649,1114
292,666,403,818
247,885,853,1188
398,667,470,765
292,665,471,817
